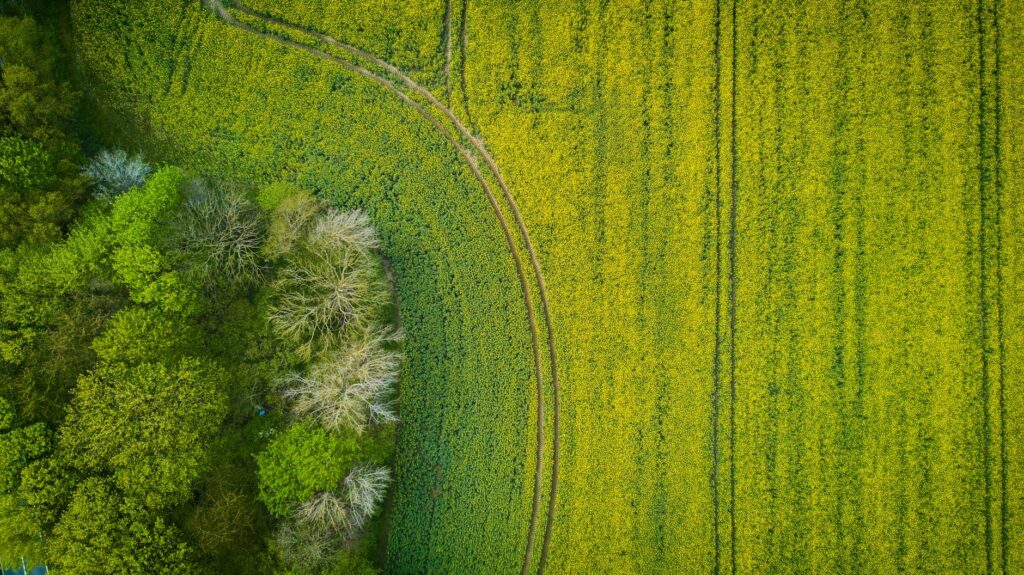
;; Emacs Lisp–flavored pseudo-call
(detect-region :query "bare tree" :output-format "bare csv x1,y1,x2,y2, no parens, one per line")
268,215,389,358
343,465,391,529
175,185,268,288
82,149,152,199
294,490,353,536
273,519,335,572
293,466,391,540
307,209,380,256
279,326,401,433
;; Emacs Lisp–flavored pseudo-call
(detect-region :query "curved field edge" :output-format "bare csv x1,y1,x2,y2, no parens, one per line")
70,1,540,572
208,4,562,573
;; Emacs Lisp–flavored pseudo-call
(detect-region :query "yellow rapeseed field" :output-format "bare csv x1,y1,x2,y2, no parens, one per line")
71,0,1022,572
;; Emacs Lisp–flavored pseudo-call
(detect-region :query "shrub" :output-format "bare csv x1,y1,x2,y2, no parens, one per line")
280,326,401,434
82,149,152,199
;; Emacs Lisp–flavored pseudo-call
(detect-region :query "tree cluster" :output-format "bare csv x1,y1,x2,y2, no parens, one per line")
256,191,400,573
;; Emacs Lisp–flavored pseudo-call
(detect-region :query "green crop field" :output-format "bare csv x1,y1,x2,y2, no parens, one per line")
67,0,1021,573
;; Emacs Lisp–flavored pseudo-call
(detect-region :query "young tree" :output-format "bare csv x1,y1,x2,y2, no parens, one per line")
59,358,227,509
280,326,401,434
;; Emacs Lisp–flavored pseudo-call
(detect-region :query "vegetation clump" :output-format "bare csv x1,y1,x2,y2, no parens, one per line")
256,190,400,573
1,160,400,573
82,149,152,200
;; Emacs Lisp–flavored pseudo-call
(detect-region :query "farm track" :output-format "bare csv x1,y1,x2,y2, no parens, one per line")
442,0,452,102
209,2,561,573
458,0,477,132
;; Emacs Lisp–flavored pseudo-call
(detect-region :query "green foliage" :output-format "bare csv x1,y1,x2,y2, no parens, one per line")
0,493,47,564
67,0,1024,573
91,306,201,364
257,181,302,212
0,134,82,246
108,167,197,314
256,420,360,517
0,15,84,247
18,456,77,527
0,395,12,431
0,420,48,492
0,15,76,144
181,463,263,558
60,359,228,509
50,478,196,574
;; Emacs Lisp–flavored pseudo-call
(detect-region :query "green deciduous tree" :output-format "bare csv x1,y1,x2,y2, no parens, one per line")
0,16,85,247
108,167,196,314
90,306,201,365
0,397,55,564
256,420,360,517
0,134,83,247
50,478,196,575
59,359,228,509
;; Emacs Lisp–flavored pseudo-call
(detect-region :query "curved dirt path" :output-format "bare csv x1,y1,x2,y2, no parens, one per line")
441,0,453,102
209,3,561,573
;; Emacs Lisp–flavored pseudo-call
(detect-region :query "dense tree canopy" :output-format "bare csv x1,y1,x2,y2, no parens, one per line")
50,478,195,575
256,420,361,517
60,359,228,509
0,15,84,247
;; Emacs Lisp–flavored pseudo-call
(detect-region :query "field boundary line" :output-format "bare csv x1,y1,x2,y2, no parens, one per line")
978,0,996,570
728,0,739,572
208,3,561,573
